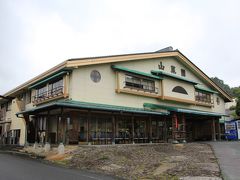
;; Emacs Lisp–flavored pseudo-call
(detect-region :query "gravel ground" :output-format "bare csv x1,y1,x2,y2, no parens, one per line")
43,143,221,179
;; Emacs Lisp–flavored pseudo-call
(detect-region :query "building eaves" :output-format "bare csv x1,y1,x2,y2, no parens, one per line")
175,50,233,101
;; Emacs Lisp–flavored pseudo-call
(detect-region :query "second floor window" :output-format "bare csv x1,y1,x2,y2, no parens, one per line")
37,86,47,98
195,91,212,104
216,97,220,105
34,78,64,102
125,74,156,93
48,79,63,95
171,66,176,74
181,69,186,77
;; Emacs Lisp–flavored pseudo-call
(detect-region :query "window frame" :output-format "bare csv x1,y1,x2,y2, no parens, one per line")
181,69,186,77
172,86,188,95
216,97,220,105
195,90,213,104
124,74,157,93
171,66,176,74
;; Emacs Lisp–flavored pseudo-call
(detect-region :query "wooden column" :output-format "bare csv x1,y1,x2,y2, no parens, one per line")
132,115,134,144
112,114,115,144
182,113,186,140
56,116,59,144
172,113,177,140
163,116,167,142
212,118,216,141
46,110,50,143
87,111,90,144
216,119,221,141
149,116,152,143
35,117,38,143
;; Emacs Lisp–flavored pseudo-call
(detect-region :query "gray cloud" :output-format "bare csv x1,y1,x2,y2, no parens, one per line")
1,0,240,94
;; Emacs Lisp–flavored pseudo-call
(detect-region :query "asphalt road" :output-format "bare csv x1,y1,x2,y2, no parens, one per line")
210,141,240,180
0,153,115,180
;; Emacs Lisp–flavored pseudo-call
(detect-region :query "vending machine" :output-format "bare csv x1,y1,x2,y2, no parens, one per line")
235,120,240,140
225,120,238,140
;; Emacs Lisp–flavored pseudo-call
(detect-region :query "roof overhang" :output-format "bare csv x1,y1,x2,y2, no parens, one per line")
194,85,218,94
16,100,169,117
143,103,227,117
111,65,163,80
28,70,71,89
151,70,198,85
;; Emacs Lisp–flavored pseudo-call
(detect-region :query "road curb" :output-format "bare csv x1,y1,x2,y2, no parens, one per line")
0,150,44,159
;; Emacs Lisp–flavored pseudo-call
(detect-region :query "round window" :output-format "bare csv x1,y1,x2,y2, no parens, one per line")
90,70,101,83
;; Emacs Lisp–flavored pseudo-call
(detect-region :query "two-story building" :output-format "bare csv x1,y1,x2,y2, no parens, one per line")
0,47,232,146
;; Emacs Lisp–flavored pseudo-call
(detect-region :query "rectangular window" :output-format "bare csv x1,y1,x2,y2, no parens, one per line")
171,66,176,74
6,102,12,111
48,78,63,96
195,90,212,104
36,86,47,98
216,97,220,105
181,69,186,77
34,78,64,103
125,74,156,93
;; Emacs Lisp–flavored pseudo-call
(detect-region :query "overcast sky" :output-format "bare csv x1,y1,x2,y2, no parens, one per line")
0,0,240,94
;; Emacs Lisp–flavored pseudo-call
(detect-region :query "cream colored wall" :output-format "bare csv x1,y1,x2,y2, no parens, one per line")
25,90,35,110
69,63,160,108
163,77,195,100
212,94,225,113
69,57,226,114
9,99,26,146
5,110,12,122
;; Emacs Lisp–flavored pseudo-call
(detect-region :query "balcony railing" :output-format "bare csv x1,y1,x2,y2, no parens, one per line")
123,81,158,94
33,86,64,104
195,96,213,104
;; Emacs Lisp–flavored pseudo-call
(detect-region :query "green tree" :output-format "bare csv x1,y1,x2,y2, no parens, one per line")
211,77,233,96
231,86,240,98
235,98,240,116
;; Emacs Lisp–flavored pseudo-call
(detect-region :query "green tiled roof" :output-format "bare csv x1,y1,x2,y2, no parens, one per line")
194,85,218,94
143,103,226,117
112,65,163,80
151,70,198,84
16,100,169,116
28,70,71,89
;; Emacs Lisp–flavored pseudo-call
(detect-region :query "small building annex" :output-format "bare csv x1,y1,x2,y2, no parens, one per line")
0,47,232,146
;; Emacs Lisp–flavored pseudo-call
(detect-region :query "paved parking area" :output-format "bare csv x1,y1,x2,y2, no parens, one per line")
209,141,240,180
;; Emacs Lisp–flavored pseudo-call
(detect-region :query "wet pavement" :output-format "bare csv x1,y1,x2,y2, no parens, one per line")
0,153,115,180
209,141,240,180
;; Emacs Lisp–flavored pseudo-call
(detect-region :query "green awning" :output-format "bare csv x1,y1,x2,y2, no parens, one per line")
151,70,198,85
28,70,70,89
195,85,218,94
16,100,169,116
112,65,163,80
143,103,225,117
